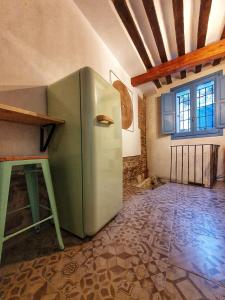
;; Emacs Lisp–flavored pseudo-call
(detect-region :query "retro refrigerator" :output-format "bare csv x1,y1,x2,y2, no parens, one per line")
47,67,122,238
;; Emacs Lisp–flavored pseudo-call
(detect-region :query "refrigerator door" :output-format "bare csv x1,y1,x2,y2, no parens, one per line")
47,72,85,238
81,67,122,236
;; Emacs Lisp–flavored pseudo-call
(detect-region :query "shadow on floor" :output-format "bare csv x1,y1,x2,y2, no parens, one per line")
2,223,90,266
3,184,144,266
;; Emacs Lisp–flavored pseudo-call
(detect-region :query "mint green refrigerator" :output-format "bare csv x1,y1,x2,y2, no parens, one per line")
47,67,122,238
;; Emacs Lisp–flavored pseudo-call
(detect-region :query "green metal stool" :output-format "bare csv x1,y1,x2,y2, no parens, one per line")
0,156,64,264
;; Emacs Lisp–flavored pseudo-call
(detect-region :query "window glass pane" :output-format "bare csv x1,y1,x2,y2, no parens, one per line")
176,89,191,133
196,80,214,131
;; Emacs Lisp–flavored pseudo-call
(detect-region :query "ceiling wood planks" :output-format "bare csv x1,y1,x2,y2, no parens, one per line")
172,0,186,79
112,0,161,88
131,40,225,86
213,26,225,66
195,0,212,73
112,0,224,89
142,0,172,84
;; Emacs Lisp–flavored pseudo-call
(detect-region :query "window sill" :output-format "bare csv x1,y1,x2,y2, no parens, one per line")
171,129,223,140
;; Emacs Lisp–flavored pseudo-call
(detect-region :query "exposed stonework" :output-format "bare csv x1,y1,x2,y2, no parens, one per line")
123,96,147,186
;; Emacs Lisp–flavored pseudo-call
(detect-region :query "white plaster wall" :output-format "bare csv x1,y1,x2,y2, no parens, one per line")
0,0,141,157
122,95,141,157
147,63,225,184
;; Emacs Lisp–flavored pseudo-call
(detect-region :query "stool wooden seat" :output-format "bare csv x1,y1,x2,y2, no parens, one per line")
0,155,48,162
0,156,64,263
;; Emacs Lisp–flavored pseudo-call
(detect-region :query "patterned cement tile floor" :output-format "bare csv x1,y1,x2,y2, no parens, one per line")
1,183,225,299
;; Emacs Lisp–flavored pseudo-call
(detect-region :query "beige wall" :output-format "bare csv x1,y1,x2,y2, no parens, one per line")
147,63,225,185
0,87,46,156
0,0,141,156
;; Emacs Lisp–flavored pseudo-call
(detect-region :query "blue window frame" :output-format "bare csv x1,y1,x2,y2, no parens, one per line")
172,72,223,139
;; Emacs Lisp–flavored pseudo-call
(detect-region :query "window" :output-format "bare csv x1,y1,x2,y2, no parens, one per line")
196,80,214,131
171,72,223,139
176,89,191,133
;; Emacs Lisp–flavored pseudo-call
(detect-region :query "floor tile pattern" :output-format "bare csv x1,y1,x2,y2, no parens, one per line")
1,183,225,299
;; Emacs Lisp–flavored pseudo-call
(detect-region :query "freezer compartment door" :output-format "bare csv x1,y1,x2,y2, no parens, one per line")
81,67,122,236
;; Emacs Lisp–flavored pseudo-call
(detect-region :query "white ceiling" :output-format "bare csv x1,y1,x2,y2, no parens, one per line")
74,0,225,94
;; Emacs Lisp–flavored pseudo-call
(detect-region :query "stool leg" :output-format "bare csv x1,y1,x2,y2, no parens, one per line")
0,163,12,264
41,160,64,250
24,165,40,232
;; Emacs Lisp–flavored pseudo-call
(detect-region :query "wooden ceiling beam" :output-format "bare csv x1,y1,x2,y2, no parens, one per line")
172,0,186,79
142,0,172,84
131,40,225,86
195,0,212,73
213,25,225,66
112,0,161,88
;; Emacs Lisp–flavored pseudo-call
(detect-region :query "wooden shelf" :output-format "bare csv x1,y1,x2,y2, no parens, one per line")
0,103,65,126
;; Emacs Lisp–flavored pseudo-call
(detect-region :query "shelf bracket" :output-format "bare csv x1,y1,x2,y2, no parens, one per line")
40,124,56,152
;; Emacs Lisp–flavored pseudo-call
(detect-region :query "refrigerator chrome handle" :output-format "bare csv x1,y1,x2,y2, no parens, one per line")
96,115,114,125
